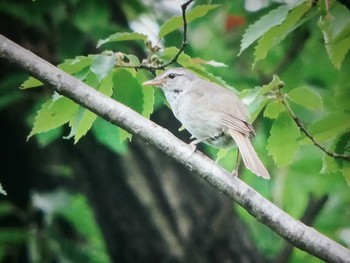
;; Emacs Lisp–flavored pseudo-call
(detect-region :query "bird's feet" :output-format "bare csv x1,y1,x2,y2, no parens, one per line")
231,169,239,177
189,140,198,153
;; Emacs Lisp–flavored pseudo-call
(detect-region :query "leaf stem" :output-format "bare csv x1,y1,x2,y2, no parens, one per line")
277,89,350,161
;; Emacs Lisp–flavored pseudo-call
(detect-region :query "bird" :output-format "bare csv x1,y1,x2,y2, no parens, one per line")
143,67,270,179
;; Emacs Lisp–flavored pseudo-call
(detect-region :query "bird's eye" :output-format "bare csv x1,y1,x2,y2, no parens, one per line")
168,73,176,79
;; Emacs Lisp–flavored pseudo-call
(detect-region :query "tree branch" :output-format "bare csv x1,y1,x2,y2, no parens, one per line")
273,194,329,263
0,35,349,263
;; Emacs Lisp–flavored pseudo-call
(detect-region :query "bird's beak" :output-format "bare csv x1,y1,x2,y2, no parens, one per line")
142,78,165,87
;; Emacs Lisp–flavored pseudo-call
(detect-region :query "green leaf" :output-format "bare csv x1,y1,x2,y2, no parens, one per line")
342,163,350,186
239,5,291,55
20,77,43,89
113,68,144,141
98,70,114,97
241,87,269,122
90,52,116,82
334,85,350,112
159,5,219,38
92,118,128,154
58,56,94,75
69,109,97,144
318,2,350,68
28,96,79,139
288,86,323,110
259,75,284,95
97,32,148,48
267,112,301,167
325,36,350,69
67,72,114,143
264,101,285,119
254,1,312,66
308,112,350,142
136,71,154,118
321,154,339,174
113,68,143,113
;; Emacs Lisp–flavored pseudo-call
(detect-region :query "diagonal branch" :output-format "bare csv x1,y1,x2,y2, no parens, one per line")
273,194,329,263
0,35,349,263
278,91,350,162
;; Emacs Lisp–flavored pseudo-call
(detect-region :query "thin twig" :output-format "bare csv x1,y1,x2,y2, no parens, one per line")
277,89,350,162
129,0,193,71
161,0,193,68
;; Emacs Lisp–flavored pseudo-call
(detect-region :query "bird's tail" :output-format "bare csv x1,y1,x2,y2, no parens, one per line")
228,129,270,179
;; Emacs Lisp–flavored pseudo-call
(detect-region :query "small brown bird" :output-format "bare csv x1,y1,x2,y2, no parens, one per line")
143,68,269,179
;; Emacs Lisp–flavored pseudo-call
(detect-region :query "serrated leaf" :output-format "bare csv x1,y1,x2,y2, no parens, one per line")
90,53,116,82
97,32,148,48
136,71,154,118
92,117,128,154
159,5,219,38
58,56,94,75
288,86,323,110
113,68,144,141
67,71,114,143
28,97,79,139
267,112,301,167
254,1,312,66
325,36,350,69
308,112,350,142
98,70,114,97
264,101,285,119
65,105,97,144
239,5,291,55
73,110,97,143
20,77,43,89
113,68,143,113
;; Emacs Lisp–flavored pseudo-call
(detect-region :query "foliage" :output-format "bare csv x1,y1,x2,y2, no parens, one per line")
1,0,350,262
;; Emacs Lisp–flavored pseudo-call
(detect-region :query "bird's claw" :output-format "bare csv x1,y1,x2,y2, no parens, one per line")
189,141,198,154
231,169,239,177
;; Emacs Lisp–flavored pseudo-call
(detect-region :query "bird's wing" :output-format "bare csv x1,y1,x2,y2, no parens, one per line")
220,113,255,136
190,79,254,136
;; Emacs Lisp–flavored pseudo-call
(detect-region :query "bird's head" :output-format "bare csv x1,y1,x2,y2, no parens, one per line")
143,68,197,95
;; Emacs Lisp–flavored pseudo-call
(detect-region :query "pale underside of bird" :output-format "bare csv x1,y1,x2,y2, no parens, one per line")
143,68,270,179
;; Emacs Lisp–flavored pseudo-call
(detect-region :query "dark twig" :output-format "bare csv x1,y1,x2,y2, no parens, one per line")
161,0,193,68
120,0,193,71
275,88,350,162
273,194,329,263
